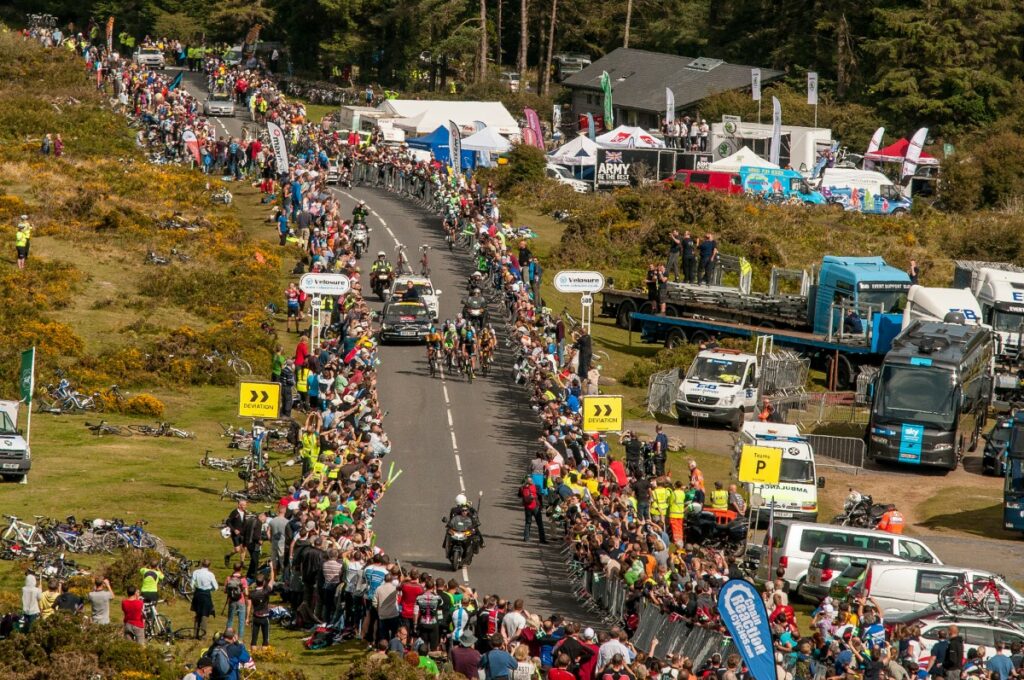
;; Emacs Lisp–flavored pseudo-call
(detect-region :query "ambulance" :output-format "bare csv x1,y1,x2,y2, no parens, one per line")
735,422,822,523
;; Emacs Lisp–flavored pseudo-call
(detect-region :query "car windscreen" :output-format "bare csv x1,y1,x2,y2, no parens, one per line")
780,457,815,484
0,411,15,434
686,357,745,384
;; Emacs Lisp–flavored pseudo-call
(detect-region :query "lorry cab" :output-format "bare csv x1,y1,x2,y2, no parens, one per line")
971,267,1024,357
738,166,826,205
675,348,759,430
812,256,911,341
818,168,912,215
901,285,983,330
736,422,820,523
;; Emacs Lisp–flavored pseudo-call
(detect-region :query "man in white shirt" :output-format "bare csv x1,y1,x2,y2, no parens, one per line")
501,598,528,641
597,626,633,669
190,559,220,640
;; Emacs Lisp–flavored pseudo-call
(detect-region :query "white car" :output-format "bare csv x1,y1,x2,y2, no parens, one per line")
545,163,589,193
133,47,165,69
390,275,441,319
203,91,235,117
886,607,1024,663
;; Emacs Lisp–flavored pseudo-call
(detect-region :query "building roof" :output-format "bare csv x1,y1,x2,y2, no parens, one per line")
378,100,519,135
564,48,784,114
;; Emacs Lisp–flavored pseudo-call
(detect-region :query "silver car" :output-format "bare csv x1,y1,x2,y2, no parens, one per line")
203,92,235,117
133,47,165,69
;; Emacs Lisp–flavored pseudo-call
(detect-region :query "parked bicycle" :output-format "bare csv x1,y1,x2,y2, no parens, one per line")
85,420,132,437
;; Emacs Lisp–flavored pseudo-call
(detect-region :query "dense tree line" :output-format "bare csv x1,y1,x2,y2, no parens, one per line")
5,0,1024,135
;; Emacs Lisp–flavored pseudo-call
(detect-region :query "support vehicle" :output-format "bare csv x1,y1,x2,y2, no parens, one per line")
901,285,983,329
0,401,30,482
817,168,912,215
867,319,993,470
676,348,758,429
613,255,911,388
735,422,823,522
1003,413,1024,532
738,166,826,205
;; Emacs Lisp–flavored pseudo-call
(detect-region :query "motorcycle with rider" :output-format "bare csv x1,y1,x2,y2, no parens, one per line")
370,251,394,301
441,493,483,570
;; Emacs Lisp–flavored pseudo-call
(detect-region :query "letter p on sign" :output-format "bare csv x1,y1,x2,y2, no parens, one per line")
738,445,782,484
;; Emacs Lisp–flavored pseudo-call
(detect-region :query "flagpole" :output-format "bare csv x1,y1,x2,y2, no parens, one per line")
757,100,761,125
814,104,818,128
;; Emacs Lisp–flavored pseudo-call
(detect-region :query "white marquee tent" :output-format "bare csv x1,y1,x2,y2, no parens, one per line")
594,125,666,148
460,126,512,153
380,100,520,136
707,145,780,172
547,134,600,166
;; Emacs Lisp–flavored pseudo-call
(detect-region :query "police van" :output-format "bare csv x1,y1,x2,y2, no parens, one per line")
735,422,822,523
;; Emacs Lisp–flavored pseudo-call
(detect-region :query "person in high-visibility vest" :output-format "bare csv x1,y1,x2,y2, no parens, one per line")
15,215,31,270
651,479,671,526
668,480,688,545
709,481,729,511
877,508,905,534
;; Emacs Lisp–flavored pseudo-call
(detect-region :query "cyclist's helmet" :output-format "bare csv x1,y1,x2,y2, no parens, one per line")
377,251,386,257
455,493,468,506
473,288,481,295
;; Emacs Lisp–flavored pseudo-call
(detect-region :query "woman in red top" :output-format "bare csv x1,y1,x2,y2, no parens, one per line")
122,585,146,644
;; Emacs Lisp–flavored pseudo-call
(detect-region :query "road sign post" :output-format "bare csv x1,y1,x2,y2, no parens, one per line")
238,380,282,418
554,270,605,334
582,395,624,432
300,273,351,347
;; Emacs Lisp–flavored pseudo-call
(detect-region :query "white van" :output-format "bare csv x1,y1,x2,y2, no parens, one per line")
545,164,590,193
737,423,821,523
818,167,912,215
851,563,1023,615
901,285,983,329
679,349,760,431
757,520,942,594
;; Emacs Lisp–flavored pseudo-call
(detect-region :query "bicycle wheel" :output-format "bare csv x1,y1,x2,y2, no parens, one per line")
128,425,159,436
982,583,1017,620
109,425,133,437
231,359,252,376
100,532,123,554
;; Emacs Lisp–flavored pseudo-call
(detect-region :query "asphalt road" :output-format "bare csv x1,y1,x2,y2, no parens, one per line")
175,69,581,612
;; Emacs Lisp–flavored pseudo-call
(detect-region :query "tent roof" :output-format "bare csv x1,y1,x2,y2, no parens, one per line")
548,133,600,166
708,145,779,172
461,126,511,153
406,125,449,151
380,99,519,135
595,125,665,148
864,138,939,165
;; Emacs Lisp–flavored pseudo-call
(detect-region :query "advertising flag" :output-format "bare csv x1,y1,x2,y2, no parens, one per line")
448,120,463,172
524,108,544,149
586,113,595,141
751,68,762,101
769,96,782,166
863,127,885,170
552,105,562,133
807,71,818,106
666,87,675,123
266,122,290,175
901,127,928,181
600,71,614,128
182,130,202,165
168,71,183,91
19,348,35,405
106,16,114,53
718,579,776,680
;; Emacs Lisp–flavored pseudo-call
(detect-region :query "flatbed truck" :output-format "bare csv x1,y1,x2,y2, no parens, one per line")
612,256,911,388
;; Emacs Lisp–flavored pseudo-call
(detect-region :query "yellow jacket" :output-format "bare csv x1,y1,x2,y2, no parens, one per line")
668,489,688,519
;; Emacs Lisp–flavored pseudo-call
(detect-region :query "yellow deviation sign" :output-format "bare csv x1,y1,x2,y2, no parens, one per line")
738,445,782,484
238,381,281,418
582,395,624,432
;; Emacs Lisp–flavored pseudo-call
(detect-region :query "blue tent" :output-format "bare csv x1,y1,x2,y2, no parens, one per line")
406,125,476,169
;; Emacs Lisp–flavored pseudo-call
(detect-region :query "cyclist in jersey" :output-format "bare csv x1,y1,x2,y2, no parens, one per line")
480,325,497,363
425,325,443,367
461,325,477,374
442,321,459,371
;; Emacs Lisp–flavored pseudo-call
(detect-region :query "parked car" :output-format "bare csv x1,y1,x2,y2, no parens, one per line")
827,553,909,601
846,563,1023,615
133,47,165,69
500,71,522,92
799,547,908,602
756,520,942,593
983,416,1013,476
545,164,589,193
203,91,235,117
885,606,1024,664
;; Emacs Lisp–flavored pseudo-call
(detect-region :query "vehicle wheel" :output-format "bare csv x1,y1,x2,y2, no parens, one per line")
826,354,855,390
2,474,24,483
616,301,637,330
449,545,463,572
638,301,657,316
792,578,807,603
665,329,687,349
690,331,710,346
731,409,744,432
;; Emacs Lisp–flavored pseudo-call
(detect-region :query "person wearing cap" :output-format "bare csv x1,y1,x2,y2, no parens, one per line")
15,215,31,270
182,656,214,679
452,630,482,677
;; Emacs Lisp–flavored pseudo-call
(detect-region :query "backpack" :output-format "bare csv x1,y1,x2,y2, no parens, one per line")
304,625,335,649
225,576,243,603
208,644,232,679
520,484,539,511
